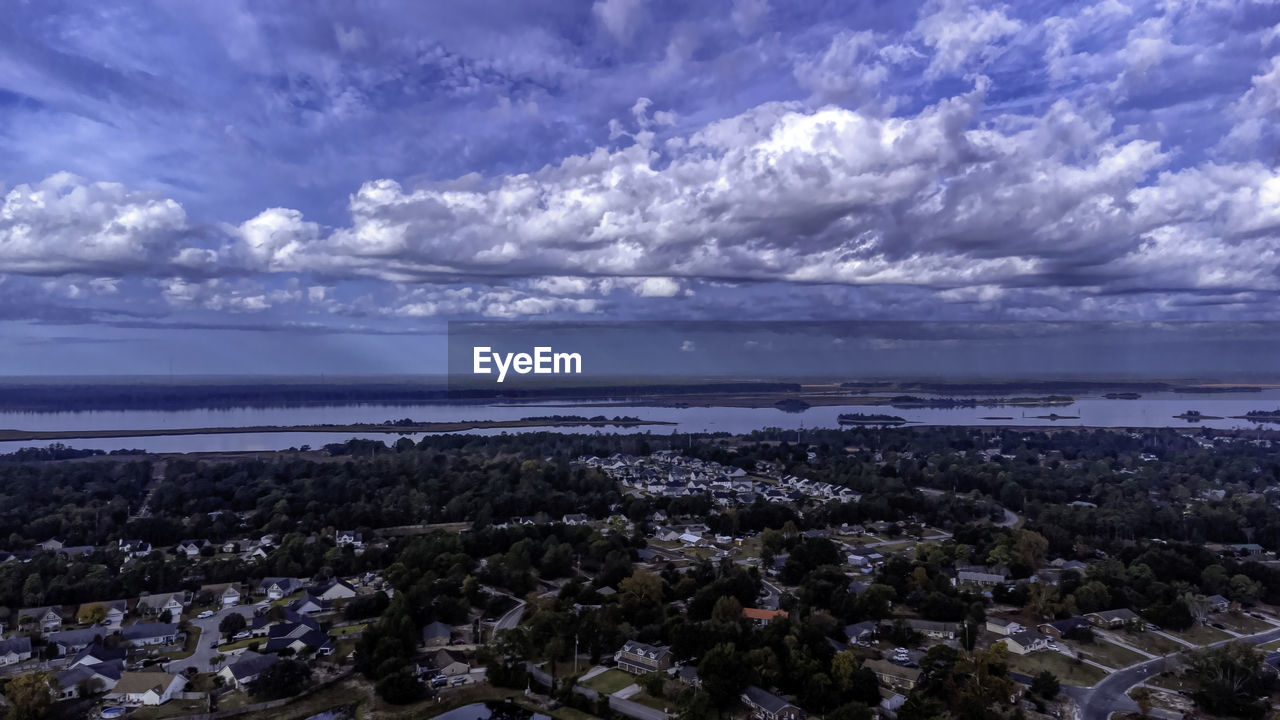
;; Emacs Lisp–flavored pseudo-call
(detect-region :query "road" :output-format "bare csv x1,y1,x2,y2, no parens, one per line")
165,603,260,674
495,597,527,632
1072,625,1280,720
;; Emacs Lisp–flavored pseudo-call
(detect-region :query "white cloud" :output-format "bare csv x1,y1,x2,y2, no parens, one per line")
593,0,645,43
914,0,1022,79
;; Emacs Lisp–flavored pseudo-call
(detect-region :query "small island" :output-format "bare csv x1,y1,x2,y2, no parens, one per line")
773,398,812,413
887,395,1074,408
837,412,907,425
1173,410,1223,421
1234,409,1280,423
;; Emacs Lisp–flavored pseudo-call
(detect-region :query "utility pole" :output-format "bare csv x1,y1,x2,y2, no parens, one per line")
574,633,579,674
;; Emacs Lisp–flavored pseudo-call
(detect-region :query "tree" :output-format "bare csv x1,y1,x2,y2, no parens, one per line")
77,602,108,625
1030,670,1059,700
619,569,664,606
1132,687,1152,718
375,667,425,704
1184,642,1270,719
247,659,312,700
828,702,874,720
697,642,751,709
219,612,247,639
5,671,55,720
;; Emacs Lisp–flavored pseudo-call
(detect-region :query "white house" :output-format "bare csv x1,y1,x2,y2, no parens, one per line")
1000,630,1051,655
313,579,357,601
336,530,364,548
106,672,186,706
985,617,1024,636
218,651,278,690
136,593,186,618
0,637,33,666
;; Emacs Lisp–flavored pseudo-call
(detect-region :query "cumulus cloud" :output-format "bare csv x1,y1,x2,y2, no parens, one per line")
914,0,1022,79
0,173,189,275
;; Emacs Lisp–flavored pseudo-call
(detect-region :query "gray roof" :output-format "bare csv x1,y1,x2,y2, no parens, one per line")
742,685,797,715
227,651,278,681
0,636,32,655
120,622,178,641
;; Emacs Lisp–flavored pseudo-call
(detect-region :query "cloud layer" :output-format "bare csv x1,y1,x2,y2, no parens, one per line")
1,0,1279,353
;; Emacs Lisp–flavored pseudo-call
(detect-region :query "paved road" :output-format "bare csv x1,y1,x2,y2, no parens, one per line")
1073,626,1280,720
495,598,527,632
165,603,260,674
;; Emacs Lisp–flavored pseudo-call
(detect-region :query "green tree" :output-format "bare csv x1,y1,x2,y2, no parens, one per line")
1030,670,1059,700
5,671,55,720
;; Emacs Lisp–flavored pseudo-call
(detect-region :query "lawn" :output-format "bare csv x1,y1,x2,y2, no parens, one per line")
162,626,202,660
1259,638,1280,652
1112,630,1184,656
1007,652,1106,688
1212,613,1272,635
1074,640,1147,669
580,669,637,695
1169,624,1232,646
627,692,673,713
1146,671,1199,693
217,636,260,652
329,623,367,638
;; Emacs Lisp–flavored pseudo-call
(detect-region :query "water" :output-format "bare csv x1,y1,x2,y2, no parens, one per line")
0,390,1277,454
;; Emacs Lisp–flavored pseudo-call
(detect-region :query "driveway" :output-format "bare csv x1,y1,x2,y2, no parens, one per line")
165,603,260,674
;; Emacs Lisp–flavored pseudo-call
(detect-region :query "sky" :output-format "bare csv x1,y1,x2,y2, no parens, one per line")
1,0,1279,375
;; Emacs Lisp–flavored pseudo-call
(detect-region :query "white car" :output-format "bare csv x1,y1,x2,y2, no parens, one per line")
197,610,215,619
232,630,251,640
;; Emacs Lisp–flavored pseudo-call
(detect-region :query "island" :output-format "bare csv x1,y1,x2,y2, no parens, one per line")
837,412,907,425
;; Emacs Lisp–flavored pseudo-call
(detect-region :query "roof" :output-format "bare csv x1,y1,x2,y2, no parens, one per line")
120,622,178,641
434,648,468,667
0,636,32,655
742,685,797,715
1008,630,1047,646
1045,617,1091,632
620,640,670,658
112,671,180,695
844,621,877,639
227,651,278,680
1092,609,1140,622
423,621,451,640
742,608,789,621
864,659,922,683
72,644,127,666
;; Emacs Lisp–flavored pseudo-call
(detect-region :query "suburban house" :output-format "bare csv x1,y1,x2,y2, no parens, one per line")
38,537,66,552
55,659,123,700
106,671,186,706
81,599,130,628
741,685,805,720
1086,609,1143,629
844,621,878,645
615,640,673,674
175,539,208,558
864,658,921,691
561,513,590,525
956,569,1008,588
905,619,960,640
312,579,357,601
335,530,364,548
120,623,180,648
431,648,470,677
422,621,452,647
71,645,127,668
48,628,111,656
742,608,789,626
999,630,1051,655
0,636,33,666
201,583,242,607
218,651,278,690
985,618,1024,636
136,592,186,618
19,606,66,633
1206,594,1232,612
118,539,153,558
257,577,305,600
1038,617,1092,639
288,594,332,615
264,616,333,656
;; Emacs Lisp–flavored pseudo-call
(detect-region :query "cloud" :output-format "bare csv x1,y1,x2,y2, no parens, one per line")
593,0,646,44
914,0,1022,79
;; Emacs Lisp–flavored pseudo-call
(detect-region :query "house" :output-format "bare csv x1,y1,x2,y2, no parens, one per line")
743,608,789,626
1206,594,1231,613
55,659,123,700
741,685,804,720
905,619,959,640
136,592,186,618
847,548,884,567
120,623,180,648
288,594,332,615
257,577,305,600
562,513,590,526
71,644,127,669
1039,617,1092,639
615,640,673,674
985,618,1024,636
432,648,470,677
118,539,153,557
264,616,333,656
175,539,208,558
864,658,921,691
312,578,357,602
0,636,33,666
84,599,129,628
956,569,1008,588
106,671,186,706
844,621,878,645
1000,630,1051,655
1086,609,1142,629
218,651,278,690
38,537,66,551
674,665,700,687
335,530,364,548
19,606,66,633
202,583,242,607
422,621,452,647
48,628,111,656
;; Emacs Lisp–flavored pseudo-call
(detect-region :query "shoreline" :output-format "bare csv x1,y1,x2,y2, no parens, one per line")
0,418,677,442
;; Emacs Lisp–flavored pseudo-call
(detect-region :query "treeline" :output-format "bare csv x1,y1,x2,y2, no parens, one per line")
0,443,146,462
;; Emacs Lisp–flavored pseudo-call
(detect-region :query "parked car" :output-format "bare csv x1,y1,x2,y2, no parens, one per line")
233,630,251,640
431,675,448,688
209,641,219,649
1211,622,1226,630
450,676,467,686
197,610,215,619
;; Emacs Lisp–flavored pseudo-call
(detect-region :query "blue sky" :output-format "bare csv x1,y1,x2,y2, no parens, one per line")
0,0,1279,375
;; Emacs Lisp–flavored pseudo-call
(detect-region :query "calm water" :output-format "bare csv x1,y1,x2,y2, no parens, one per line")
0,390,1277,454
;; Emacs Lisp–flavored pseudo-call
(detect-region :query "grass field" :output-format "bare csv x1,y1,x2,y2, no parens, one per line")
1212,613,1272,634
1112,630,1183,656
162,626,202,660
1169,624,1232,646
1007,652,1106,687
1075,640,1147,669
1258,638,1280,652
628,692,672,712
580,669,637,695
